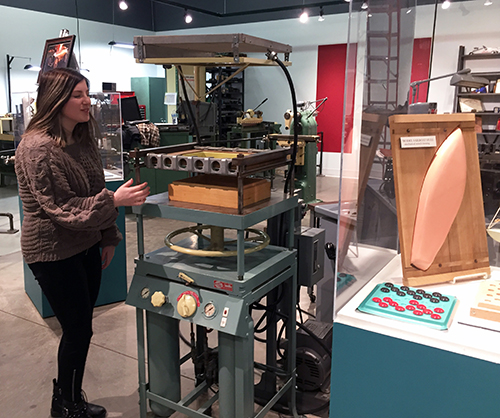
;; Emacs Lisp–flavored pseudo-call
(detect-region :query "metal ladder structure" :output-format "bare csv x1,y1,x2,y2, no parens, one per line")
365,0,401,152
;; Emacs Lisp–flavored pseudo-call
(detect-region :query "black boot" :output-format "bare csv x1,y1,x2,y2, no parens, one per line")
61,400,91,418
51,379,107,418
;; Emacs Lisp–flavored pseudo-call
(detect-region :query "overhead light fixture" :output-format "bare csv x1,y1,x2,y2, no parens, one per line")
361,2,368,9
108,40,134,49
299,9,309,23
484,0,493,5
318,6,325,21
24,64,41,71
184,9,193,23
119,1,128,11
406,8,412,13
442,0,451,9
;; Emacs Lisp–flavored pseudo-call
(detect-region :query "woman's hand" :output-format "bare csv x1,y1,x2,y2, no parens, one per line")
113,178,150,207
101,245,115,269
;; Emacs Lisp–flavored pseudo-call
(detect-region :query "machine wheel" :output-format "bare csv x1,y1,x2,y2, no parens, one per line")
164,224,270,257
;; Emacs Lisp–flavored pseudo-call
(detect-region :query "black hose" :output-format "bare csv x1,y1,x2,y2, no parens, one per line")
266,51,298,196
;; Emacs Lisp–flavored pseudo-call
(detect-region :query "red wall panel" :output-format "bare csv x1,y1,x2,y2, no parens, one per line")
315,38,431,154
316,43,349,153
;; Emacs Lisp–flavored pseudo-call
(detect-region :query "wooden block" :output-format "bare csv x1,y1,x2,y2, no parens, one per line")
470,306,500,323
389,114,490,287
475,280,500,311
168,174,270,209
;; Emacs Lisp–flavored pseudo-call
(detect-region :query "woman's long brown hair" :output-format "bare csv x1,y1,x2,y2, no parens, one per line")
24,68,99,147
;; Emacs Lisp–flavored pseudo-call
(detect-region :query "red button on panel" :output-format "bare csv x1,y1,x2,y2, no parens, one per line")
413,310,423,316
434,307,444,314
423,309,433,315
417,304,427,310
389,301,399,307
431,314,442,320
410,300,419,305
406,305,415,311
383,297,392,302
379,302,389,308
373,297,382,303
395,306,405,312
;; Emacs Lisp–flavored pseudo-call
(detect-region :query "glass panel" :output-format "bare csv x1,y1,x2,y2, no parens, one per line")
10,92,36,148
334,0,416,316
90,92,124,181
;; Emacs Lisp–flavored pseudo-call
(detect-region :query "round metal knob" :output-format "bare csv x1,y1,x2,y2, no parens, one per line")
151,291,166,307
177,293,197,317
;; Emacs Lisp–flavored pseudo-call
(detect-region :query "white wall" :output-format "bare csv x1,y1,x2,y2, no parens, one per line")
1,2,499,176
416,1,500,113
0,5,160,115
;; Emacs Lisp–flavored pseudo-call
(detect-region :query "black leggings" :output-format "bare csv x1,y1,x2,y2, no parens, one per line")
29,243,102,403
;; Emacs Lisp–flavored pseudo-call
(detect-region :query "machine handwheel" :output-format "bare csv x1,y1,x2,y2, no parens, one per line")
164,224,270,257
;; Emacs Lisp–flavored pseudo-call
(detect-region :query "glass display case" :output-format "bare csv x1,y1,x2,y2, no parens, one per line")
90,92,124,181
329,2,500,417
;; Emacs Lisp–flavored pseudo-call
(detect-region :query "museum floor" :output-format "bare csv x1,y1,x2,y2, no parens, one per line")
0,175,338,418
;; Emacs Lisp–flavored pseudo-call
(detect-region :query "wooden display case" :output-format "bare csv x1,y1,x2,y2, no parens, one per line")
389,113,490,287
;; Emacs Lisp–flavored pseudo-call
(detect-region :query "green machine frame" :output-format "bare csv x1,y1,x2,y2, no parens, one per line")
127,192,300,418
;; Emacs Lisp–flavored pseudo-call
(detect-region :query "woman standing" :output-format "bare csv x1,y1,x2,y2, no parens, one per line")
15,68,149,418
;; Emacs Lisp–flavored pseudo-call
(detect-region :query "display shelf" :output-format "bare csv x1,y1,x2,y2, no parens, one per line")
336,255,500,364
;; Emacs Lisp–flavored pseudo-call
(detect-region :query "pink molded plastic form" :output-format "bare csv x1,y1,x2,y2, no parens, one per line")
410,128,467,271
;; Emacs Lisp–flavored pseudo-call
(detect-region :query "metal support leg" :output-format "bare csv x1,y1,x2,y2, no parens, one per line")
219,317,254,418
146,311,181,417
237,228,245,280
285,267,299,418
136,308,148,418
136,214,145,259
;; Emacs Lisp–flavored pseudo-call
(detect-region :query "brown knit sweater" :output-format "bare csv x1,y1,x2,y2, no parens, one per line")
15,132,122,264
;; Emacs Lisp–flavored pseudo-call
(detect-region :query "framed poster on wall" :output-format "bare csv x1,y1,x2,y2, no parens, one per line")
37,35,76,82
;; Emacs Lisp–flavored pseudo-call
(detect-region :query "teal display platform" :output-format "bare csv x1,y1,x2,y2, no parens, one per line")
357,282,457,330
330,323,500,418
337,272,356,293
22,179,127,318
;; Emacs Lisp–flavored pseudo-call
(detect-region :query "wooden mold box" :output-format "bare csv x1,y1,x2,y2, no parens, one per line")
389,113,490,287
168,174,271,209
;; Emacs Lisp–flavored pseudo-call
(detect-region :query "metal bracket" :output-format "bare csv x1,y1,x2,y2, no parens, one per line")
232,34,240,63
0,213,18,234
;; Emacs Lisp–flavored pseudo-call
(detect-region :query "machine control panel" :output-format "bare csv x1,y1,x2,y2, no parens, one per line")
126,274,249,337
177,291,200,317
151,291,167,307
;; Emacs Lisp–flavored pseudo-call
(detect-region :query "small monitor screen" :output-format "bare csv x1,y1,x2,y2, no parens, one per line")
120,96,142,122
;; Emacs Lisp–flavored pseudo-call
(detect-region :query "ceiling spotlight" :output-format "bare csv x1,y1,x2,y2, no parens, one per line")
484,0,492,5
184,10,193,23
119,1,128,11
441,0,451,9
299,9,309,23
406,8,412,13
318,6,325,21
361,2,368,9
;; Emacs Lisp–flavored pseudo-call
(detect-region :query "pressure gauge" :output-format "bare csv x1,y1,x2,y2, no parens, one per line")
203,302,217,319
